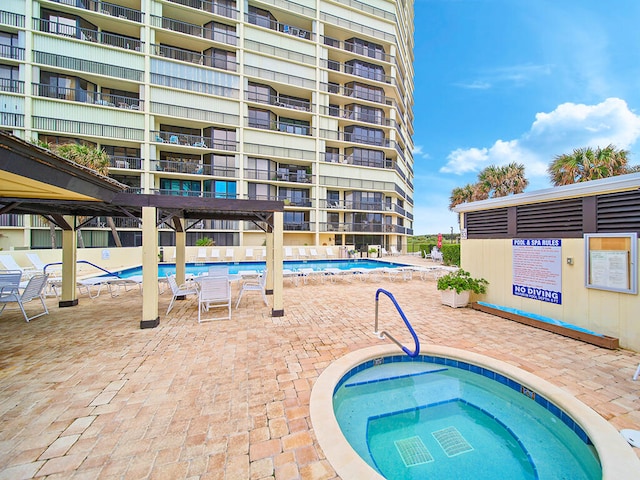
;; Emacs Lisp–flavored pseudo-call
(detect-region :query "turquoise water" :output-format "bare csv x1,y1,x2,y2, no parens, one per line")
333,357,601,480
109,259,408,278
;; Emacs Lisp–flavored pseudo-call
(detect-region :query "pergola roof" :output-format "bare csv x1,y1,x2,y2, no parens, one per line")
0,131,283,226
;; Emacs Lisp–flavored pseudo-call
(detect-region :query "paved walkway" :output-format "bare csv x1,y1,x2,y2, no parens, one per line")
0,256,639,479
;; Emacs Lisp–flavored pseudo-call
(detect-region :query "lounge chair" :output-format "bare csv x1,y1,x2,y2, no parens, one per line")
211,249,220,261
245,248,254,261
235,269,268,308
77,275,119,298
194,248,208,262
106,276,143,297
26,252,62,276
381,247,390,256
298,247,308,259
0,274,49,322
309,248,320,259
326,247,336,259
390,246,400,256
284,247,295,259
208,266,229,278
225,248,234,261
166,274,199,314
198,276,231,322
0,255,36,278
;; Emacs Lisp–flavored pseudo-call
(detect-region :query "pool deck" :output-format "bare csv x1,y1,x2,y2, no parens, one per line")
0,254,639,479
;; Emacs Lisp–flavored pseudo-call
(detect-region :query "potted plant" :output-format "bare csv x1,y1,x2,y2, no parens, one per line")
437,269,488,308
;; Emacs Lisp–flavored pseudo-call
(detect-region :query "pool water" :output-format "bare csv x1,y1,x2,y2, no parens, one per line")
333,357,601,480
110,259,406,278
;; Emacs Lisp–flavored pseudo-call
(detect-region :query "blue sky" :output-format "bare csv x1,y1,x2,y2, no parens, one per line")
410,0,640,234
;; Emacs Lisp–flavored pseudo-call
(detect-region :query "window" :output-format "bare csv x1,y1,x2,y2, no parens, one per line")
246,157,274,180
345,148,385,168
278,117,310,135
328,82,340,94
345,37,386,60
345,60,385,82
345,104,384,124
248,108,275,129
160,179,201,196
205,21,237,45
284,211,308,230
204,180,236,198
346,191,383,210
247,6,275,29
325,147,340,163
207,154,236,176
247,82,275,104
344,82,384,103
204,127,236,150
0,32,19,60
204,47,236,71
247,182,275,200
344,126,385,146
0,65,19,93
327,190,340,208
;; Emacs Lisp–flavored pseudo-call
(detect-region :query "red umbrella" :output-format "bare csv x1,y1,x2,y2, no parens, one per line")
437,233,443,249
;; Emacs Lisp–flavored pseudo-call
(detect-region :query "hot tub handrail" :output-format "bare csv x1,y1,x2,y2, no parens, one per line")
374,288,420,357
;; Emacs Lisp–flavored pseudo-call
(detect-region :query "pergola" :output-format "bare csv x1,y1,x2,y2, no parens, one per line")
0,131,285,327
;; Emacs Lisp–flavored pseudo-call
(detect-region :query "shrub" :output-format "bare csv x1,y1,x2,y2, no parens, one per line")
196,237,215,246
437,269,488,294
441,244,460,266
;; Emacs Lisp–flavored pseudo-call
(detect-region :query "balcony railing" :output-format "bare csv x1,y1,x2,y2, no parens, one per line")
109,156,142,170
32,83,142,110
48,0,143,22
321,105,391,127
165,0,239,20
152,44,237,71
0,112,24,127
323,200,389,211
284,222,310,231
244,169,312,183
322,36,394,63
152,130,238,151
245,92,311,112
0,214,24,227
151,15,238,45
34,19,143,51
153,189,238,198
155,160,238,177
246,14,312,40
245,195,312,207
323,59,393,85
321,152,395,169
246,118,313,136
319,129,390,148
0,79,24,94
0,45,24,61
322,82,394,107
0,9,25,28
321,222,390,233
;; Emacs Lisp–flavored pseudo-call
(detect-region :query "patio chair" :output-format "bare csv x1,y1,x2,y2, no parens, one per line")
0,255,36,278
326,247,336,259
194,248,208,262
0,270,22,295
235,269,268,308
309,248,320,259
166,274,199,314
26,252,61,276
169,135,179,144
284,247,295,259
390,246,400,256
0,274,49,322
225,248,234,261
211,249,220,261
198,276,231,322
298,247,308,259
245,248,254,260
208,266,229,278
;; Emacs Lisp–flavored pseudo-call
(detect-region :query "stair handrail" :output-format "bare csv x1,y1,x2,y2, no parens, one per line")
374,288,420,357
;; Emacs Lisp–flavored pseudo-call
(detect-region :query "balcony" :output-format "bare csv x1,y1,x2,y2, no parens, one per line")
165,0,239,20
246,195,312,207
322,36,393,63
48,0,143,23
152,44,237,71
109,156,142,170
153,130,238,151
322,105,391,127
0,44,24,61
0,79,24,94
284,222,310,231
319,129,390,148
155,159,238,177
321,222,389,233
246,118,313,136
323,82,394,107
33,18,143,51
246,13,312,40
323,59,393,85
32,83,142,110
0,9,25,28
151,15,238,46
245,92,311,112
321,151,395,169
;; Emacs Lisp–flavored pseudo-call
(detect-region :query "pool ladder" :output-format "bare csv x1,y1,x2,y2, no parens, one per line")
374,288,420,357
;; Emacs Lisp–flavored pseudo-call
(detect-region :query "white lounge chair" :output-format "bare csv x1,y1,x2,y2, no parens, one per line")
166,274,199,314
245,248,254,261
298,247,308,259
0,274,49,322
309,248,320,259
0,255,36,278
211,249,220,261
194,248,208,262
225,248,234,261
326,247,336,259
198,276,231,322
26,253,61,276
284,247,295,259
390,246,400,256
235,269,268,308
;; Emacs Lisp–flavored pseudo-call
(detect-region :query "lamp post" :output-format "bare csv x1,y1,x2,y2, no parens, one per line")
450,226,454,243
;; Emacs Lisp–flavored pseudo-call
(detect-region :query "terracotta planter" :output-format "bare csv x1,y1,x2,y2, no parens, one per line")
440,289,470,308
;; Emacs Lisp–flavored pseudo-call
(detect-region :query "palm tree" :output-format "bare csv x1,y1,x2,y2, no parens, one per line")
449,184,476,210
548,145,633,186
496,162,528,197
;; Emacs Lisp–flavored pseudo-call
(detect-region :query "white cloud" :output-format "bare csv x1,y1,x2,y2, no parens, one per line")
439,98,640,182
412,145,430,159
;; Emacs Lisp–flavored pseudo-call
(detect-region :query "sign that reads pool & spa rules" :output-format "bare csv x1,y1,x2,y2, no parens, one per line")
512,239,562,304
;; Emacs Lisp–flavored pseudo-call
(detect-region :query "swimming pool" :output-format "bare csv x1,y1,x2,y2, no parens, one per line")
311,345,640,480
108,259,408,278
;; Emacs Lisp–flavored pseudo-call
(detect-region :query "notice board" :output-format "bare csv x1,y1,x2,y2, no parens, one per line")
584,233,637,294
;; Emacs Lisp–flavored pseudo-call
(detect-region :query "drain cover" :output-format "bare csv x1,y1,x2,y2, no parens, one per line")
432,427,474,457
394,436,434,467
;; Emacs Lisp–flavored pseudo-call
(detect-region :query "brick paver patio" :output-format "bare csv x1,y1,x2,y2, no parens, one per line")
0,256,639,479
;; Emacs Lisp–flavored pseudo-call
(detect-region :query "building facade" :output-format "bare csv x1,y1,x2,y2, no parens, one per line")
0,0,415,251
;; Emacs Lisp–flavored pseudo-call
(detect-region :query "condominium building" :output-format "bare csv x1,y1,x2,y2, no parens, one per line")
0,0,415,252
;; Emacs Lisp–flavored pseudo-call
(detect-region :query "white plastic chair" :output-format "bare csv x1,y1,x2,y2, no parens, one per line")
284,247,295,259
211,249,220,261
245,248,254,260
198,276,231,322
235,269,268,308
0,274,49,322
225,248,234,261
25,253,61,276
0,255,36,278
298,247,308,259
166,274,199,314
326,247,336,258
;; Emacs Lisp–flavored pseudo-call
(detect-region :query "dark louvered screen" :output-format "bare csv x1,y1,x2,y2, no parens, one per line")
597,190,640,233
516,199,583,236
465,208,508,238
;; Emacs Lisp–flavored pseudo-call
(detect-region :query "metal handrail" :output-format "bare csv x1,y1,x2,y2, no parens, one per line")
44,260,122,278
374,288,420,357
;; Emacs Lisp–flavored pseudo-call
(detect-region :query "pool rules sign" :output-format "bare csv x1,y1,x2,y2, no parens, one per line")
512,239,562,304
